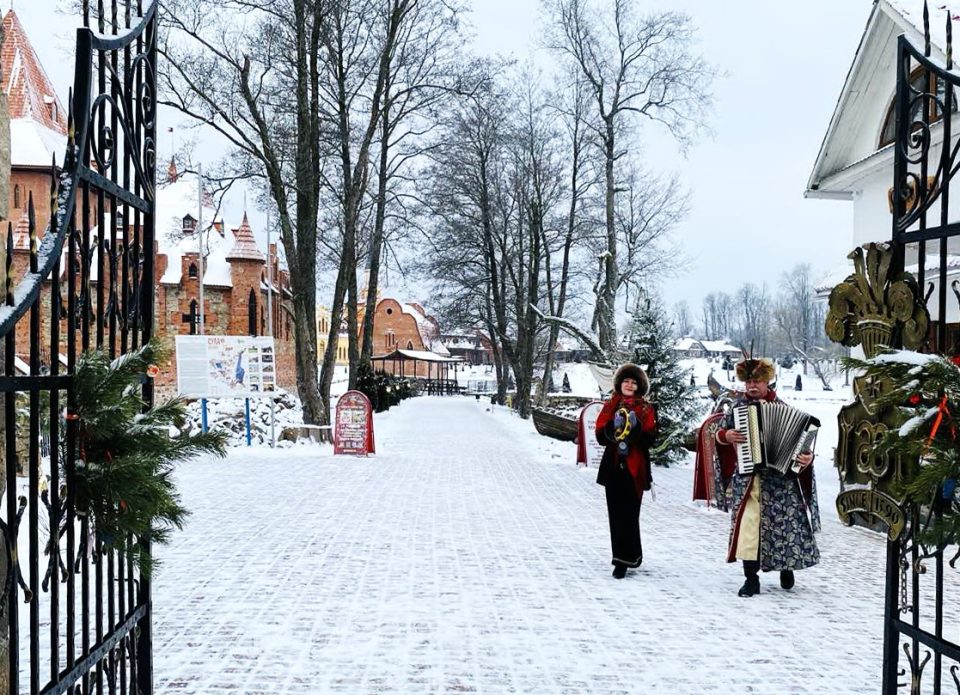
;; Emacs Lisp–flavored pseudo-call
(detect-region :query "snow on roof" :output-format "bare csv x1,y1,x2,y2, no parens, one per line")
226,213,265,262
373,348,462,363
156,175,258,288
699,340,740,353
1,11,67,135
202,229,234,288
10,117,66,168
399,302,450,356
886,1,960,53
674,337,704,352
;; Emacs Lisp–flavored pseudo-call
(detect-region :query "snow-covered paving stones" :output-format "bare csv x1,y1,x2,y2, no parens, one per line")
153,394,899,693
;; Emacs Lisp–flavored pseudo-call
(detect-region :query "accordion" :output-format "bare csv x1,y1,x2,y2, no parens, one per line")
732,402,821,475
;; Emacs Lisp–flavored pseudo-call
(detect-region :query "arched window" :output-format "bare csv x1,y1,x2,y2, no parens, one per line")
879,67,959,148
188,263,198,279
406,340,414,350
247,289,257,336
13,185,20,209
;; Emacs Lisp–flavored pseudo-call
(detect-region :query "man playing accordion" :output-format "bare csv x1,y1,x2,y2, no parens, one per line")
714,356,821,597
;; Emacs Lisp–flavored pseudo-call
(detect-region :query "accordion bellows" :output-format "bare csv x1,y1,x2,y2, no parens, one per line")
732,402,821,475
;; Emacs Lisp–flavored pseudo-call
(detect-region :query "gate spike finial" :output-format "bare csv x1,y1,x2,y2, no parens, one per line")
49,153,59,231
28,191,37,274
6,221,14,308
925,0,932,56
949,11,954,69
66,88,74,168
49,155,58,243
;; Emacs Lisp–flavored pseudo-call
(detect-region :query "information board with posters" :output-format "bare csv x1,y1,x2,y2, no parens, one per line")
576,401,605,467
175,335,278,398
334,391,376,455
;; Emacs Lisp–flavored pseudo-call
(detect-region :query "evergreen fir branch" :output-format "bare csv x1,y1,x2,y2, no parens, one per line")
845,348,960,547
63,339,228,576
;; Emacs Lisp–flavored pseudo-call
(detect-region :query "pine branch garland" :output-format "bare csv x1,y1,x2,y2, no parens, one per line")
66,340,228,575
844,349,960,546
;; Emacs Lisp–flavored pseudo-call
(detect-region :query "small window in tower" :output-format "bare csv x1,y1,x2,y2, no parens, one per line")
407,340,414,350
13,185,20,209
386,307,393,315
247,288,258,336
188,263,198,279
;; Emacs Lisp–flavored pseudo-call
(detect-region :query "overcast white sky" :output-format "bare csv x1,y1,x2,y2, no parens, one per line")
13,0,871,321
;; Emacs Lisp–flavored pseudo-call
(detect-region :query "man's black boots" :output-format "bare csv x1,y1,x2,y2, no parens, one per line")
780,569,795,590
612,564,627,579
738,560,760,597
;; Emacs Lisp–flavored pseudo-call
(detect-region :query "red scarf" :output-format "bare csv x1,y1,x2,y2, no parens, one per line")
596,394,653,487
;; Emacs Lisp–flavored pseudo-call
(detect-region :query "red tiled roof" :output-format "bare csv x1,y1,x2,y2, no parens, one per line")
226,212,264,262
1,10,67,134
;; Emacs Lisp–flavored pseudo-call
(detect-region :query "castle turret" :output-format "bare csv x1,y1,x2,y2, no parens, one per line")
226,212,265,336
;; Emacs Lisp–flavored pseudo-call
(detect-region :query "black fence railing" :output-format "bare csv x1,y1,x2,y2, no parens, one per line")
887,3,960,693
2,1,157,692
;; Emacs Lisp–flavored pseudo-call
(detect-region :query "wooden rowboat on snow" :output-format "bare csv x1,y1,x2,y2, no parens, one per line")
531,406,579,442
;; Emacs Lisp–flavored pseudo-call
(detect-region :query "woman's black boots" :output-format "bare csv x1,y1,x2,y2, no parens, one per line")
738,560,760,597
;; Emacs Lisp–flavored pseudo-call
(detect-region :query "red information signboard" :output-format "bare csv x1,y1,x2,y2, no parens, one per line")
576,401,605,468
334,390,376,455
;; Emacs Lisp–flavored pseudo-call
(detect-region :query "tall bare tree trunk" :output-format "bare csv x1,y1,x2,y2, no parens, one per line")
360,101,391,368
599,119,617,352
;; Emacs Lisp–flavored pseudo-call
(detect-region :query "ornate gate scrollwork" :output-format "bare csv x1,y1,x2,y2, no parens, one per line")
827,243,927,537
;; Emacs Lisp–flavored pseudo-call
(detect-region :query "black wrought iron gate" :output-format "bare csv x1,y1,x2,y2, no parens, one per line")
2,0,157,692
887,3,960,693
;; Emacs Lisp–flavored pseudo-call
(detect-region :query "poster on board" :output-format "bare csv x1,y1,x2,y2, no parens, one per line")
334,390,375,455
576,401,605,467
176,335,278,398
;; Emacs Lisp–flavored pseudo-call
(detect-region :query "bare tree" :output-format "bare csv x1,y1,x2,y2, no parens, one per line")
701,293,716,339
544,0,715,352
612,164,689,311
358,0,464,370
673,299,692,337
539,75,596,404
772,263,817,373
418,63,513,401
160,0,330,424
734,282,770,355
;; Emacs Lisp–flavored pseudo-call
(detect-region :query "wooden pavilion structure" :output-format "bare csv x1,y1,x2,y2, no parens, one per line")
371,348,464,395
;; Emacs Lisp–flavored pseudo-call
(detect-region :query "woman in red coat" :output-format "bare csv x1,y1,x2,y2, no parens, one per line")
595,363,658,579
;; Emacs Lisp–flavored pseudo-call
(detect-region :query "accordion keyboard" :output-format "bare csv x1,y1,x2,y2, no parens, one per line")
732,405,761,474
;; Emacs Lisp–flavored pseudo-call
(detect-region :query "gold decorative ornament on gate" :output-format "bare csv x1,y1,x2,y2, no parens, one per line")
825,243,929,539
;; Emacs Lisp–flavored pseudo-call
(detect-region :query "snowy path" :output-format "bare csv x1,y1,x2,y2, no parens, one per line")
153,396,892,694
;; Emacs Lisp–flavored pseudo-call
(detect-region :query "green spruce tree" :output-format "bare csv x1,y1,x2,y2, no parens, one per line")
627,290,704,465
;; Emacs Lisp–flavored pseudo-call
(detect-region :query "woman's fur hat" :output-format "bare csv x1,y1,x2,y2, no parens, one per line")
735,357,776,383
614,363,650,396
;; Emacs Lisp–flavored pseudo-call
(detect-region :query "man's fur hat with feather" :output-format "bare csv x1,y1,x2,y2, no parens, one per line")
735,356,776,383
614,363,650,396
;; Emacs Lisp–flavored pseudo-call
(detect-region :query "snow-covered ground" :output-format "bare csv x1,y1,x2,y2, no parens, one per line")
146,363,919,693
